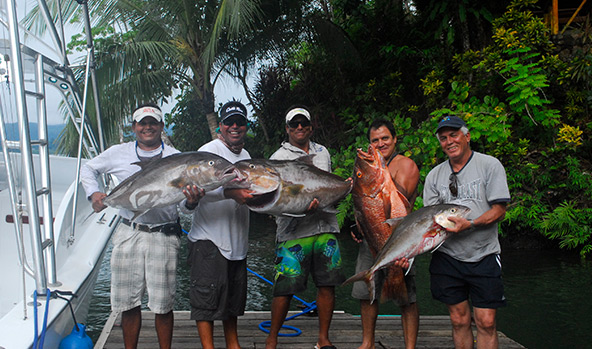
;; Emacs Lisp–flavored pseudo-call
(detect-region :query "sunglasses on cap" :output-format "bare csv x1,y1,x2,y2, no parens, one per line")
287,119,311,129
222,115,247,127
449,172,458,197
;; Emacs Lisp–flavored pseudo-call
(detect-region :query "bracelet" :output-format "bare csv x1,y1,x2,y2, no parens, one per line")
469,219,475,229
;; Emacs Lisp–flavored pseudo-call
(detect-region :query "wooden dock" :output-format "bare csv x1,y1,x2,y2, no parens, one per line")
94,311,524,348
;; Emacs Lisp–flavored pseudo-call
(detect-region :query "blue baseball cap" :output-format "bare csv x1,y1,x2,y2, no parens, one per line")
436,116,467,134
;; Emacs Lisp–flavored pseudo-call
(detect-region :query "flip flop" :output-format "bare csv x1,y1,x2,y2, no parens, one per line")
314,345,337,349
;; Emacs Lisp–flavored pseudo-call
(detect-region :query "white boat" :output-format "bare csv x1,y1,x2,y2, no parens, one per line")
0,0,119,347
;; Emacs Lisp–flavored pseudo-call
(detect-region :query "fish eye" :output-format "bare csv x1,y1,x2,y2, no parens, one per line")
208,160,215,166
356,171,362,178
249,164,256,169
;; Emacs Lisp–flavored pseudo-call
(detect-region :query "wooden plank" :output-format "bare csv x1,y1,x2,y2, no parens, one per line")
95,311,525,349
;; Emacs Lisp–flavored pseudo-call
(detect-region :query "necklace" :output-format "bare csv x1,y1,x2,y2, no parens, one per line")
135,141,164,162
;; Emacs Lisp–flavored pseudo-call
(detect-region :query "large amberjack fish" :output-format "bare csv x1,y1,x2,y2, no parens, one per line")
351,145,411,304
104,151,239,218
227,156,352,217
344,204,471,303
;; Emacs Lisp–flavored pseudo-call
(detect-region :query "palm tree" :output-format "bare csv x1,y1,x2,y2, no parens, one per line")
26,0,273,151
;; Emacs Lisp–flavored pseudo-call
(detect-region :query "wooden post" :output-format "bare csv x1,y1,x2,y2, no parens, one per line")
553,0,559,34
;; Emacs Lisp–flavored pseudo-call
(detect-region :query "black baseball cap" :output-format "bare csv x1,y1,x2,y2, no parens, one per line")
220,101,247,122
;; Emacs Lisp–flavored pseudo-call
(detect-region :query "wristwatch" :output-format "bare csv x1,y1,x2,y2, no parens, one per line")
469,219,475,229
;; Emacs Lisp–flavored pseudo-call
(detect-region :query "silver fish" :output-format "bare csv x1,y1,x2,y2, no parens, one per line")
104,151,239,218
227,157,352,217
343,204,471,303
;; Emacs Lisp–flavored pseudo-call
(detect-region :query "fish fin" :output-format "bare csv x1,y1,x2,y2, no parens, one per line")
285,184,304,195
431,240,446,252
396,190,412,213
382,192,392,217
384,217,404,227
130,210,149,221
404,257,415,276
343,269,377,304
380,266,408,304
282,213,307,218
342,269,370,286
130,160,157,169
369,275,377,304
296,154,316,165
169,177,188,188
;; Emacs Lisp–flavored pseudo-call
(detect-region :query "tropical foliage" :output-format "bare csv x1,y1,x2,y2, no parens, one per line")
28,0,592,256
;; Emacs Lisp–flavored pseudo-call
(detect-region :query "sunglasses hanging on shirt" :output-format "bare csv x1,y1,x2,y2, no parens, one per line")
449,172,458,197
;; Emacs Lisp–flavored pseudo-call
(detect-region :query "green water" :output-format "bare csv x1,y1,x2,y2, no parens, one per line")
86,213,592,348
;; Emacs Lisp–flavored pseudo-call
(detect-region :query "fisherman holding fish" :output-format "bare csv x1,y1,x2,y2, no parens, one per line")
80,103,201,349
182,100,254,349
350,119,420,349
265,106,347,349
423,116,511,348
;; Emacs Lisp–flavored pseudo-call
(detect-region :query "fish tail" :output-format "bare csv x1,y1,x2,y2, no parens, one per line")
343,270,379,305
342,269,372,286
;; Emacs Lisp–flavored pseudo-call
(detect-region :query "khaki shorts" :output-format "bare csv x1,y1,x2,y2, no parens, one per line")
110,223,180,314
351,240,417,306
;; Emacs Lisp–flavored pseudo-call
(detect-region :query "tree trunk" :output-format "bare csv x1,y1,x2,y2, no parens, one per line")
206,112,218,140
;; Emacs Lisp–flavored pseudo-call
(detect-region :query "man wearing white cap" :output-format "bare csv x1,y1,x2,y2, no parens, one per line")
265,105,345,349
81,103,201,349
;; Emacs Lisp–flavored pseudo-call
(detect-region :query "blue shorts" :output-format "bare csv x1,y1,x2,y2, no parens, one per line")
429,251,506,309
272,233,345,296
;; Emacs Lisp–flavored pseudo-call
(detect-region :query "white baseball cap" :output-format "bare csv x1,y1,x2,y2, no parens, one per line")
133,106,163,123
285,107,311,123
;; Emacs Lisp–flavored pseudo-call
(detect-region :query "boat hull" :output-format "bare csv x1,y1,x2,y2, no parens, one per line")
0,155,119,348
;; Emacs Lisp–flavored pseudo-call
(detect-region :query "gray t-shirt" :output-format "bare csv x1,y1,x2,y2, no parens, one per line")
423,151,510,262
270,141,340,243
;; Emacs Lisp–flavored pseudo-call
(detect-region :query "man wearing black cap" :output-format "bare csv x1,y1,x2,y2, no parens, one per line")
265,105,346,349
81,103,202,349
423,115,511,348
183,100,253,349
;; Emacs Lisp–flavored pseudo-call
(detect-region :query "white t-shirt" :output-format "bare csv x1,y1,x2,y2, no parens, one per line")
186,139,251,260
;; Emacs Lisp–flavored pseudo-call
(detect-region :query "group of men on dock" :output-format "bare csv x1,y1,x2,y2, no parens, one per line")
81,101,510,349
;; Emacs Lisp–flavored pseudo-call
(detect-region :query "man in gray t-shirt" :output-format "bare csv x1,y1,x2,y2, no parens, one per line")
423,115,510,348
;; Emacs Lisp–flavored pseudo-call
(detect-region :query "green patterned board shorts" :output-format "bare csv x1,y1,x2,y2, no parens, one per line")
272,233,345,296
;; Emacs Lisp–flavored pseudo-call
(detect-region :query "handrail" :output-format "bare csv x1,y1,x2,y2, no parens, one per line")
5,0,48,295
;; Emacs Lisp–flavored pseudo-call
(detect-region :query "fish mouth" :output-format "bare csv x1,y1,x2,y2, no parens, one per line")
245,188,279,209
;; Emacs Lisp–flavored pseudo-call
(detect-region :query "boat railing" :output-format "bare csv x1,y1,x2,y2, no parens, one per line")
1,0,107,299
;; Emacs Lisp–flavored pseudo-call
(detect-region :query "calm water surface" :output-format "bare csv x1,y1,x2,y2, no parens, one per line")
86,213,592,348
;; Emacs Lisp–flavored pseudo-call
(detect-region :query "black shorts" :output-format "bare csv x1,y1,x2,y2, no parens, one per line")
187,240,247,321
429,251,506,309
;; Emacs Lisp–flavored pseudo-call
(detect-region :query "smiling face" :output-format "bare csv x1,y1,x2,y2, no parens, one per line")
219,115,247,146
132,116,164,150
286,115,313,148
369,125,396,160
437,127,471,163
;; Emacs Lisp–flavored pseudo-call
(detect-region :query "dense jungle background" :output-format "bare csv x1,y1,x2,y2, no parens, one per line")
39,0,592,257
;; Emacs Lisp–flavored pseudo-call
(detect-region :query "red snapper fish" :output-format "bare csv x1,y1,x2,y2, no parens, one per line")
350,145,411,304
344,204,471,303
